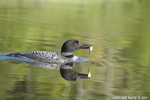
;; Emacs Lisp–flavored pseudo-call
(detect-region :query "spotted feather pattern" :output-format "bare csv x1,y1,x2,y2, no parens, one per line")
9,51,65,63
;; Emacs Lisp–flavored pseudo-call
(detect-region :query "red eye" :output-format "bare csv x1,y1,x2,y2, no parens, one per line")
75,43,77,45
73,76,76,79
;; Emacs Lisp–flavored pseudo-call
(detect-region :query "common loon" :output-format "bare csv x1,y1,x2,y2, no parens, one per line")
6,40,93,64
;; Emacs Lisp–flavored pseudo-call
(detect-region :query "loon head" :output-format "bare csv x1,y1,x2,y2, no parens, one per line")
61,40,91,57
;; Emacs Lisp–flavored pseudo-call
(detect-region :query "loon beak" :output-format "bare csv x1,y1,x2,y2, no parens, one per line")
76,68,91,79
80,44,91,49
80,43,93,54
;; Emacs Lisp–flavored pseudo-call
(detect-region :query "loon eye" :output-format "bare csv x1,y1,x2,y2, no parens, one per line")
73,76,76,79
75,43,78,46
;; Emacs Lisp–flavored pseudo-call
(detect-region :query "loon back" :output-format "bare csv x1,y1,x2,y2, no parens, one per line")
7,51,69,63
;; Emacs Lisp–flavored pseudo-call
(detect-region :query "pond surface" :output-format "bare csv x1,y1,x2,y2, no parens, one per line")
0,0,150,100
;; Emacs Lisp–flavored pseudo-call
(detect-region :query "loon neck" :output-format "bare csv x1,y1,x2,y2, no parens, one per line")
61,52,74,58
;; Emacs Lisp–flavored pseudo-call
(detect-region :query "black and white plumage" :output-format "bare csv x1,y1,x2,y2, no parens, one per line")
7,51,66,63
5,40,92,68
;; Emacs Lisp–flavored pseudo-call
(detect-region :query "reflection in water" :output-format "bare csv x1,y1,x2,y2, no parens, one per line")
60,63,91,81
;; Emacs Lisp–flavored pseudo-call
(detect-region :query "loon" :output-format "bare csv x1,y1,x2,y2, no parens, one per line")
6,40,93,64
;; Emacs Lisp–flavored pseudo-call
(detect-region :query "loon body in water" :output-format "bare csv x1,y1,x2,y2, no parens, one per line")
6,40,93,65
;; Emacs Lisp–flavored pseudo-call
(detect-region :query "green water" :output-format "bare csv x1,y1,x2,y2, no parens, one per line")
0,0,150,100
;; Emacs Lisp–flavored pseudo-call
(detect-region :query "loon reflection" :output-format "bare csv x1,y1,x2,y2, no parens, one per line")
60,63,91,81
27,62,91,81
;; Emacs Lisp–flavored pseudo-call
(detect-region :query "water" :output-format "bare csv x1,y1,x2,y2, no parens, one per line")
0,0,150,100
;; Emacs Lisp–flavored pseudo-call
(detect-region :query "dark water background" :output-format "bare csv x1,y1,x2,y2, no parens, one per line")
0,0,150,100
